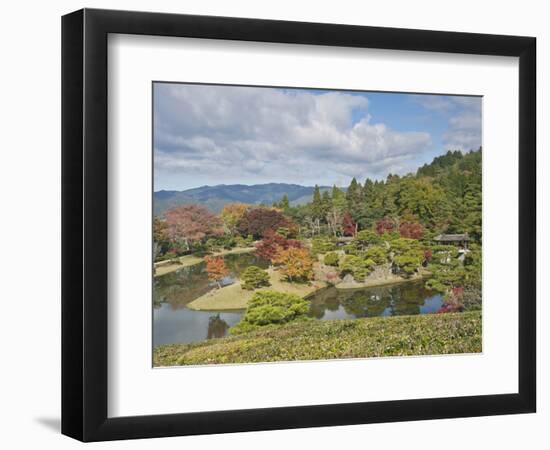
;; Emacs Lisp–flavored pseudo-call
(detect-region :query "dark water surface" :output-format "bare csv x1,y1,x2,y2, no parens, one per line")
153,253,443,347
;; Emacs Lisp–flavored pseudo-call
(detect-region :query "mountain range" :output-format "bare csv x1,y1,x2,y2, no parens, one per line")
154,183,335,215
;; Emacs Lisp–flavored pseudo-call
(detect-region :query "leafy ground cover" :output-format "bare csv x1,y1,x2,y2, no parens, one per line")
154,310,481,366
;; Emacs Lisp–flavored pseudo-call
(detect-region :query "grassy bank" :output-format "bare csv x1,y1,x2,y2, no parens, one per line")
187,267,326,310
154,246,256,277
154,310,481,366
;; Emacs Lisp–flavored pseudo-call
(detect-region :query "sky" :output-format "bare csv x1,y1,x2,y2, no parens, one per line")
153,83,481,191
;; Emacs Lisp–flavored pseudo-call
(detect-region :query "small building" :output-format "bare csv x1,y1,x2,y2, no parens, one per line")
433,233,470,249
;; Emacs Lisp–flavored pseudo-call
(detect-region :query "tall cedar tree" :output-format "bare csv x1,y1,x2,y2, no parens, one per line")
345,177,363,222
311,185,324,220
321,190,331,218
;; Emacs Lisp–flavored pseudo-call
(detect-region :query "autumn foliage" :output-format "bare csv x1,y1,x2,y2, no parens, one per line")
164,204,223,249
220,203,249,233
342,212,357,237
375,217,396,235
237,208,296,239
399,221,424,239
255,230,302,264
272,247,314,282
204,256,229,288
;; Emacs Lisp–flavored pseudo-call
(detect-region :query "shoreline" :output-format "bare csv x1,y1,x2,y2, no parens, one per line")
153,246,256,278
334,274,425,290
187,267,327,311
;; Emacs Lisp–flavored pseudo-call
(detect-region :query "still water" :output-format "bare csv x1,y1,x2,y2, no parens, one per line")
153,253,443,347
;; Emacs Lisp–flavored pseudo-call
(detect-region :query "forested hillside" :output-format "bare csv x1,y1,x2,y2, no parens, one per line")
283,148,482,242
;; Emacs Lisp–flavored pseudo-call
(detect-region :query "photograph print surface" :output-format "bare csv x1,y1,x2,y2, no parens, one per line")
152,82,482,367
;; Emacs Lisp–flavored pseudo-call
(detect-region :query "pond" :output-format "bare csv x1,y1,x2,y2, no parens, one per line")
153,252,443,347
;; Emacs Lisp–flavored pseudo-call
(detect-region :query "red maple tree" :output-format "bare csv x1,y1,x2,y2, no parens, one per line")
255,229,303,264
342,212,357,237
236,208,296,239
375,217,396,235
399,221,424,239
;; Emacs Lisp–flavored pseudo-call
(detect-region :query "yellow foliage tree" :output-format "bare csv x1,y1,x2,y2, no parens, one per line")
220,203,249,234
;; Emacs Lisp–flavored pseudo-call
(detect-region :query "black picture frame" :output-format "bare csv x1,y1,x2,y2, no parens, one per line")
61,8,536,442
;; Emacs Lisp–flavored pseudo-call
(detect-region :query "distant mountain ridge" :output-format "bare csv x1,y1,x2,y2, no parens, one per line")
154,183,334,215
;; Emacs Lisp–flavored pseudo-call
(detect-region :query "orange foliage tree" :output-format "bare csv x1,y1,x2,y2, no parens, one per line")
204,256,229,288
255,230,303,264
272,247,314,282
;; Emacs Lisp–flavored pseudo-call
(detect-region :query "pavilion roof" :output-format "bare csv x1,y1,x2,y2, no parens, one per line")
433,233,470,242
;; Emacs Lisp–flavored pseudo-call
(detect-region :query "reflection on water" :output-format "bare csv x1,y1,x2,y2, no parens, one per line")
308,281,443,320
153,303,243,347
153,252,443,347
154,253,269,309
207,314,230,339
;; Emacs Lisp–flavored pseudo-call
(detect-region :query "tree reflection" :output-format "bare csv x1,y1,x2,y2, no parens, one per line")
207,314,230,339
340,290,389,317
308,281,436,320
154,253,269,309
309,287,341,319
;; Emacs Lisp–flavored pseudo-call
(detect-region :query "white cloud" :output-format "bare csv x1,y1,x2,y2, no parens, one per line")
414,94,482,152
154,84,433,188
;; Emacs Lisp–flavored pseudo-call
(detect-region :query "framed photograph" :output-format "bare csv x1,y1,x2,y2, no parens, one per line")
62,8,536,442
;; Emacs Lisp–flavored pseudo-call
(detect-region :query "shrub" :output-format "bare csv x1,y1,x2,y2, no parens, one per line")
311,237,336,256
389,238,424,276
276,227,291,238
205,235,236,251
323,252,340,266
425,247,472,291
339,255,375,282
241,266,270,290
325,271,340,285
353,230,382,250
364,245,389,265
231,290,311,334
234,236,247,247
437,287,464,313
393,251,424,275
461,284,482,311
205,238,221,252
437,284,481,313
